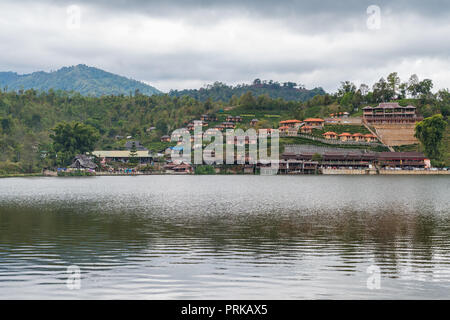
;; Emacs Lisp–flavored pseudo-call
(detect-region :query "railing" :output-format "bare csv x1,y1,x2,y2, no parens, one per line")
290,133,384,147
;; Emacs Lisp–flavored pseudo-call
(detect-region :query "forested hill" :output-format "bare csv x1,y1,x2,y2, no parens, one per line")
0,64,161,97
169,80,326,102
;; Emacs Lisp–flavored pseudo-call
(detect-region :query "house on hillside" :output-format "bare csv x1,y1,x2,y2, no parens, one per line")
322,132,337,140
303,118,325,129
70,155,97,170
279,119,302,128
338,132,352,141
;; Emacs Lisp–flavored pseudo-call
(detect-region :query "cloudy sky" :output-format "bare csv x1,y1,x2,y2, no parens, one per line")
0,0,449,92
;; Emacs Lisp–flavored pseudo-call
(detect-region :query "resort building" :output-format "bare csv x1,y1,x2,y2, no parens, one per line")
338,132,352,141
279,119,302,128
226,115,242,122
364,134,378,142
322,132,337,140
70,155,97,170
377,152,426,169
303,118,325,128
222,121,236,129
300,126,313,134
92,150,154,164
201,114,218,122
363,102,423,124
352,133,364,142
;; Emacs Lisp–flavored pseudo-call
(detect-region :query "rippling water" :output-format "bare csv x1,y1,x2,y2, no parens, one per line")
0,175,449,299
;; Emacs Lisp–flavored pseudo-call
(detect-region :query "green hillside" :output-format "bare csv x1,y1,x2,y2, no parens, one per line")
0,64,161,97
169,80,325,102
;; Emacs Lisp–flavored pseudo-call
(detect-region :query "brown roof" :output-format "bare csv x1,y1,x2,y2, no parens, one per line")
323,131,337,135
280,119,301,124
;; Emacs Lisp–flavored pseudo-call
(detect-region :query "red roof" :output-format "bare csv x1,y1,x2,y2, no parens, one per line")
304,118,324,122
279,126,289,130
280,119,301,124
339,132,352,136
323,131,337,135
364,134,377,138
352,133,363,137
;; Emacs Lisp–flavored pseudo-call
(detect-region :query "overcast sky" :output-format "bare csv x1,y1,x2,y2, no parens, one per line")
0,0,449,93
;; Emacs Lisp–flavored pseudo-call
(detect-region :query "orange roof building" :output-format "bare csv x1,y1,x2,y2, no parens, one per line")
322,131,337,139
303,118,325,128
279,119,302,128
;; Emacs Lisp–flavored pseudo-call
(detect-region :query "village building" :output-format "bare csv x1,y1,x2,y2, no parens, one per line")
363,102,423,124
222,121,236,129
92,150,153,164
226,115,242,122
364,134,377,142
279,119,302,128
300,125,313,134
70,155,97,170
201,114,218,122
338,132,352,141
303,118,325,128
377,152,426,169
352,133,364,142
322,132,337,140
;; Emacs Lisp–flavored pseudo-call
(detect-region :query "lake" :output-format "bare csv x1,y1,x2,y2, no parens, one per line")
0,175,449,299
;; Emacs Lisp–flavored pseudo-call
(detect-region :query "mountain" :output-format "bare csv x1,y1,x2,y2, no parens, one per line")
169,80,326,102
0,64,161,96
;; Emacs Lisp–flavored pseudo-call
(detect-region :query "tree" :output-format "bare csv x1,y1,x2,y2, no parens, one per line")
129,141,138,165
408,74,420,98
50,121,99,166
414,114,447,160
387,72,400,98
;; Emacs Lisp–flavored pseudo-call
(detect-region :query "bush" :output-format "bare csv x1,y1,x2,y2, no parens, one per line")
195,165,216,174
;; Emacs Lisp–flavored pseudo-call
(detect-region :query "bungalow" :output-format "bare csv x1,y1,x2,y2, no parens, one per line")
364,134,378,142
300,125,313,134
226,115,242,122
70,155,97,170
201,114,218,122
338,132,352,141
303,118,325,129
279,126,290,135
279,119,302,128
322,131,337,140
222,121,236,129
164,162,192,174
352,133,364,142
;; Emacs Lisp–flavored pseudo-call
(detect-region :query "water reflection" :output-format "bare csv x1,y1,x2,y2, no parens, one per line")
0,176,449,299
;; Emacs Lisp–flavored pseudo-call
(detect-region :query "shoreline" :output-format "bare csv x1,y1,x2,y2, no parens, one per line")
2,171,449,178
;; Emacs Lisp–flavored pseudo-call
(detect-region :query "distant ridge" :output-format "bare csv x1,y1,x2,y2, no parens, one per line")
169,80,326,102
0,64,161,96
